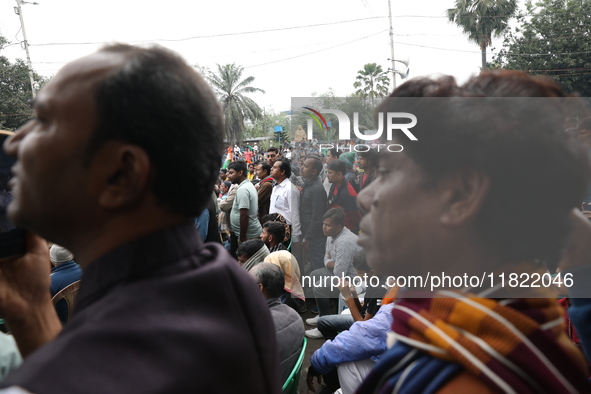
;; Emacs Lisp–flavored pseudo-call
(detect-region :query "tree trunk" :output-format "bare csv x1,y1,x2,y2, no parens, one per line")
481,45,487,71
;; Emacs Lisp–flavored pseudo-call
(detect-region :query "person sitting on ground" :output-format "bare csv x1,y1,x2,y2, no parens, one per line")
305,249,386,340
237,239,270,271
264,250,306,311
49,245,82,324
306,299,395,394
250,263,305,384
261,221,287,253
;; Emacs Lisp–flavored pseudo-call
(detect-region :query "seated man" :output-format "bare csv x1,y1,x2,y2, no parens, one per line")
264,250,306,311
305,250,386,340
307,208,360,326
306,300,395,394
49,245,82,324
250,263,305,384
356,72,591,393
260,221,287,252
236,239,270,271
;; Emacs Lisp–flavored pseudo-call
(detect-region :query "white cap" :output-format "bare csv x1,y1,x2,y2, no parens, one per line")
49,245,74,264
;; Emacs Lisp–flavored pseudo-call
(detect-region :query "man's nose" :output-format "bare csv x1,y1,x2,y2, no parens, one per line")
4,121,31,158
357,185,374,216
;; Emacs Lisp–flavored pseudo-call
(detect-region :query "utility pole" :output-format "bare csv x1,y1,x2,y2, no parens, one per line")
14,0,38,99
388,0,396,90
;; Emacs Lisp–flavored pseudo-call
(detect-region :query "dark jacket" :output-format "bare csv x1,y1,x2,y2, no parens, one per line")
2,223,281,394
300,177,327,241
258,176,274,222
328,180,361,234
268,298,305,383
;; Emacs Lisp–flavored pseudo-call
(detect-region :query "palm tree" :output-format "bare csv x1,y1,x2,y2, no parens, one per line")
353,63,391,106
207,63,265,145
448,0,518,70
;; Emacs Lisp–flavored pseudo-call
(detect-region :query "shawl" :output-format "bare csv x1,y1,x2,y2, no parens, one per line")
243,244,270,272
264,251,305,301
357,291,590,394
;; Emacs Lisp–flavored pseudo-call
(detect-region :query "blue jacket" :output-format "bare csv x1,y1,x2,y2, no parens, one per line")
311,303,394,374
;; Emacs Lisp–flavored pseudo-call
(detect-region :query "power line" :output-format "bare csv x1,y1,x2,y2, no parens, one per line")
29,16,388,47
244,29,388,69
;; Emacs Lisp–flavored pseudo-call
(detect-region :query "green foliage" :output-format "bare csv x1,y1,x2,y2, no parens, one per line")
0,36,46,131
352,64,390,106
292,89,377,143
491,0,591,96
448,0,518,69
247,110,291,147
207,63,265,145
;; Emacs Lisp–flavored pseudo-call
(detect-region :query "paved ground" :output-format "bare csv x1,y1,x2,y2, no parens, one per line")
297,300,327,394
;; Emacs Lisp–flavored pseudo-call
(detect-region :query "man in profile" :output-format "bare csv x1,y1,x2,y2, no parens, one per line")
255,161,274,222
356,72,591,393
0,45,280,393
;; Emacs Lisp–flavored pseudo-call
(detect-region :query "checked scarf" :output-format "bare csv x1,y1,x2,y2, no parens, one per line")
357,292,590,394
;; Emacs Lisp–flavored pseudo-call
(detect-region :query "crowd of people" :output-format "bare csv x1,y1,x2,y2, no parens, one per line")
0,44,591,394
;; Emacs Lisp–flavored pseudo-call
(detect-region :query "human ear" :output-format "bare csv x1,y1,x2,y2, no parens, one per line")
94,143,152,209
439,168,491,226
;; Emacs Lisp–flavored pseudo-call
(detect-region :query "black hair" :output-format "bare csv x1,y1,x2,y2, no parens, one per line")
228,161,247,177
305,155,323,177
352,249,371,272
357,148,378,168
88,44,223,217
323,207,345,227
257,161,271,176
263,221,285,243
236,239,265,259
329,148,341,158
251,262,285,298
327,159,347,176
275,159,292,179
267,147,279,154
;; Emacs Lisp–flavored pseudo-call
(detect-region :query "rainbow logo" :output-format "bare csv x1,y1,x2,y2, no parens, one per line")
303,107,329,133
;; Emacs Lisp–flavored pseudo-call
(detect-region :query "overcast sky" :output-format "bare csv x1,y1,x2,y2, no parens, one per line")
0,0,507,111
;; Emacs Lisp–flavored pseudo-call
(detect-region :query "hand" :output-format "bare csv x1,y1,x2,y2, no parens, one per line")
306,366,322,393
337,278,352,298
0,231,62,357
0,232,52,322
326,261,335,271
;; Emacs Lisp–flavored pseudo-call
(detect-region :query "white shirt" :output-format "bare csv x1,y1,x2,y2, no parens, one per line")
270,177,301,242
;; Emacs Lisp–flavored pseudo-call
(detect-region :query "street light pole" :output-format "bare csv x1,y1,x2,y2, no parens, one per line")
14,0,38,99
388,0,396,90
